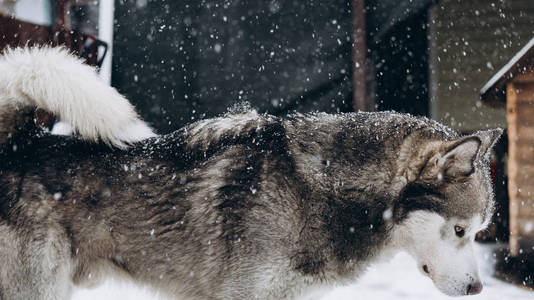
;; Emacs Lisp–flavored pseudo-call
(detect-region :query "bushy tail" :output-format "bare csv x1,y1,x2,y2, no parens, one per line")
0,47,156,148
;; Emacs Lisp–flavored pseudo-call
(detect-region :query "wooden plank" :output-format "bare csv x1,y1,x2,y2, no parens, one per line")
515,193,534,203
351,0,372,111
516,155,534,165
515,105,534,120
515,169,534,182
517,109,534,120
510,182,534,198
514,139,534,148
516,203,534,217
514,142,534,153
516,126,534,141
511,165,534,178
514,73,534,83
515,83,534,103
516,100,534,107
507,82,520,256
516,175,534,186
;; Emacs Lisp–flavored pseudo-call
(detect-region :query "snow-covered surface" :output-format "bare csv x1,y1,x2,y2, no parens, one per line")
480,36,534,96
72,245,533,300
318,248,533,300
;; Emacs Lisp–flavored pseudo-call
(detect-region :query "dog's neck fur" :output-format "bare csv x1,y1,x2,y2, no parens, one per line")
281,114,417,283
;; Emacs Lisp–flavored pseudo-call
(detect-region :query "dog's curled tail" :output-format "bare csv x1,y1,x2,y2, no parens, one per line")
0,47,156,149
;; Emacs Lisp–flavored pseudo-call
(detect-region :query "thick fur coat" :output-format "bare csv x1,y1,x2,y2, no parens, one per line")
0,48,500,299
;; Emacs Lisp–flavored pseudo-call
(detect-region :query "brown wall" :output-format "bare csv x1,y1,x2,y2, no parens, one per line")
507,80,534,255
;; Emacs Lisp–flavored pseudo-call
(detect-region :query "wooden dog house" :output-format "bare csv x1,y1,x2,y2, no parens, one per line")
481,37,534,256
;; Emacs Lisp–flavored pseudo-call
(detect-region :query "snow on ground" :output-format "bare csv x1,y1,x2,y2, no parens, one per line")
317,247,533,300
72,245,533,300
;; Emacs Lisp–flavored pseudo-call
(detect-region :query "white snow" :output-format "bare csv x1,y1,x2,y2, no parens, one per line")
71,245,533,300
51,121,74,136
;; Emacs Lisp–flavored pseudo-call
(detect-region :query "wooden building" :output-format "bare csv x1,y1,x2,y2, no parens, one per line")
481,37,534,257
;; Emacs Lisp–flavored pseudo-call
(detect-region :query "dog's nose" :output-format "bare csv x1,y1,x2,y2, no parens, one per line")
466,282,483,295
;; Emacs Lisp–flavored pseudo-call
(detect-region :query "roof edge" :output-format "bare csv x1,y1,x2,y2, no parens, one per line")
480,36,534,103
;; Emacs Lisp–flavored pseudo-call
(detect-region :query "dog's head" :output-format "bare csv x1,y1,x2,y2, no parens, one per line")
392,128,502,296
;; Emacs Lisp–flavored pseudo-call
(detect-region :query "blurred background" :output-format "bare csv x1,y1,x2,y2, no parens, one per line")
1,0,534,298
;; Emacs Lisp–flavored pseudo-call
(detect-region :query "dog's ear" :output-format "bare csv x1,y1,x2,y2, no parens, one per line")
472,128,503,160
414,129,502,183
420,137,481,182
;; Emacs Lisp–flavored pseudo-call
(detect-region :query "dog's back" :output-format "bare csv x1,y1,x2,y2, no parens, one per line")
0,108,310,299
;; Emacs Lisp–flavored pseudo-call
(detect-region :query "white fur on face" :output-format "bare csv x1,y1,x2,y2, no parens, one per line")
391,211,485,297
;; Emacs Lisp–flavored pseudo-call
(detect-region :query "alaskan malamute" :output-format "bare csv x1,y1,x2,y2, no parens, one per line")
0,47,500,299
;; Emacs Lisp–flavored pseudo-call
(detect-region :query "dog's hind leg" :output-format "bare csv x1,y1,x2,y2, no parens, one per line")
0,224,73,300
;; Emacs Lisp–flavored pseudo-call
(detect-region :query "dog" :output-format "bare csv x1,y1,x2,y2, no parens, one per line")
0,47,501,299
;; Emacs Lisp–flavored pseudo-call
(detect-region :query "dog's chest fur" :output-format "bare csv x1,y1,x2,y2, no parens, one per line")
0,111,453,299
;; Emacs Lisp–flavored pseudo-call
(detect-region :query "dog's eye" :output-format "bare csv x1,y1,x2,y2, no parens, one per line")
454,225,465,238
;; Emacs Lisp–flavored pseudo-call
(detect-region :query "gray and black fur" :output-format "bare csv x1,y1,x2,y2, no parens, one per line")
0,107,500,299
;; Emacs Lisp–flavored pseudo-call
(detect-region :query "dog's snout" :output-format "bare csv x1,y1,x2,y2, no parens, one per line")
466,281,483,295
